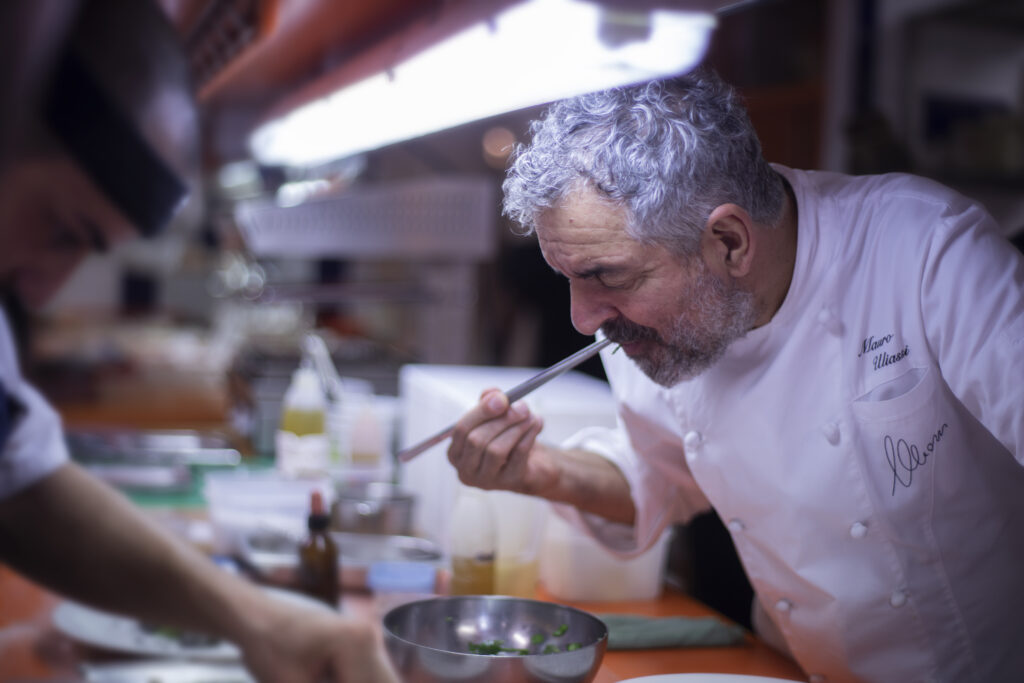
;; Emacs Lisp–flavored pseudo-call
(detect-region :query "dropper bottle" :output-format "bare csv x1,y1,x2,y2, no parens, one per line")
297,490,339,608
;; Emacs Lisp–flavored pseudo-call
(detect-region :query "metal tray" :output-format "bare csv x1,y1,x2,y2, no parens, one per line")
237,530,443,589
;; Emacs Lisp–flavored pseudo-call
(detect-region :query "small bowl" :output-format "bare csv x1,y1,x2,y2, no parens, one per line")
333,482,415,535
382,595,607,683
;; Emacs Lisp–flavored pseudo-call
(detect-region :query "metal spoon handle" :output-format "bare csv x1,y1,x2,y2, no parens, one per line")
396,337,612,463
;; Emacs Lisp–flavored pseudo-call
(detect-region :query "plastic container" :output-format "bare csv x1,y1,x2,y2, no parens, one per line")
490,490,546,598
203,469,334,548
539,513,672,602
448,486,496,595
367,561,438,616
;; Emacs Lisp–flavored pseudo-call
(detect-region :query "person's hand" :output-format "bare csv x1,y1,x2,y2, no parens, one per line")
447,388,559,496
236,596,399,683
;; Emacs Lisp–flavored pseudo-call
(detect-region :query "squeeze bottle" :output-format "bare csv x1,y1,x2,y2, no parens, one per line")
276,360,329,476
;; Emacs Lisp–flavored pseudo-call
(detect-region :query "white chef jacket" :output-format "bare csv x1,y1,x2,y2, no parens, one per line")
559,166,1024,683
0,308,69,499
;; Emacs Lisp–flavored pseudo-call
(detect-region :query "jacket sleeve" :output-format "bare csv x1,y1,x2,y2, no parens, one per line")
554,344,712,557
918,189,1024,461
0,311,69,500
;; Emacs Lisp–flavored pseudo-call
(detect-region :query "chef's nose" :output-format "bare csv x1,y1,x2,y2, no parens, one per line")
569,281,616,336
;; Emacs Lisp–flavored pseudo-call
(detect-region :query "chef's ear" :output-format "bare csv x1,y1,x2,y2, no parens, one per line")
701,203,755,279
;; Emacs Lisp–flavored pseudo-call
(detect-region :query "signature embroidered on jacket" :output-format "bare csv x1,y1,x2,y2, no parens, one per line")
884,423,948,495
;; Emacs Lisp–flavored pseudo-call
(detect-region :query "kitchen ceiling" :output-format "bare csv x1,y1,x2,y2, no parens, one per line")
159,0,732,170
158,0,518,168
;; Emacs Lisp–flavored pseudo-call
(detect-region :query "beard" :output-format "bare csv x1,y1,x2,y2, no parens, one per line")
601,263,758,387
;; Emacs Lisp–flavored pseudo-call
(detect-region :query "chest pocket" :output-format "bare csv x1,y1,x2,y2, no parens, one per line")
850,364,960,519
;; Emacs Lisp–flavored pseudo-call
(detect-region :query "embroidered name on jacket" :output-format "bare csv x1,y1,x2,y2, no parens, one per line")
884,423,949,495
857,332,910,371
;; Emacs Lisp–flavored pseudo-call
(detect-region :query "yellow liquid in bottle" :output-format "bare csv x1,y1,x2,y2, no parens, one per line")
280,409,325,437
495,558,539,598
449,556,495,595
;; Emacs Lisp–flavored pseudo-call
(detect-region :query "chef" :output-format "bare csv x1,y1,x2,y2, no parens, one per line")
448,68,1024,682
0,1,397,681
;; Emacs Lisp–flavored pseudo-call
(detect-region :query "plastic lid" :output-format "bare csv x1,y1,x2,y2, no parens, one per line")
366,562,437,594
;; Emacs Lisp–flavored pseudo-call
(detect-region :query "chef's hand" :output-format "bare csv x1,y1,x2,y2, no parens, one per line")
448,388,558,496
237,597,399,683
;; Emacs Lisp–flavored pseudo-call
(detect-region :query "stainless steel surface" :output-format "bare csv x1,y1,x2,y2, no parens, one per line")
333,482,415,535
237,530,442,589
66,429,241,467
81,661,254,682
396,337,613,462
382,595,607,683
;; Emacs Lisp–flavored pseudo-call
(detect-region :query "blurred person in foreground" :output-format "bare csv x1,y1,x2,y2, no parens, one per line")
448,68,1024,682
0,1,398,681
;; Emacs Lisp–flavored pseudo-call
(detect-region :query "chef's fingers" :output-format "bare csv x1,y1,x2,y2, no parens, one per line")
449,388,506,464
473,404,539,483
448,391,530,480
494,415,544,489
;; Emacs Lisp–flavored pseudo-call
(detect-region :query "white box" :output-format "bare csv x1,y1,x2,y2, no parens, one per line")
540,513,672,602
398,364,672,600
398,364,617,552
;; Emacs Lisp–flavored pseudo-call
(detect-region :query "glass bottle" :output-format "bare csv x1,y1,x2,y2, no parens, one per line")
448,486,496,595
297,490,339,608
276,360,329,476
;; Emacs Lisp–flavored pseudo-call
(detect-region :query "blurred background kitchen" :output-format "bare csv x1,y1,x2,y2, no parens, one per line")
14,0,1024,627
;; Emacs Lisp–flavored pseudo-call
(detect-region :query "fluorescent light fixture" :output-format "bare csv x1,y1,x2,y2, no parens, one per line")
250,0,716,167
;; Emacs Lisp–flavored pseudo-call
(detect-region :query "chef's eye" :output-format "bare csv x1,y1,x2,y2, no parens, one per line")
51,225,89,252
51,217,108,254
597,275,632,290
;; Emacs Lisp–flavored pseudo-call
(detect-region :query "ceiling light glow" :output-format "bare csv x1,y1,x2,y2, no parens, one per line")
250,0,715,167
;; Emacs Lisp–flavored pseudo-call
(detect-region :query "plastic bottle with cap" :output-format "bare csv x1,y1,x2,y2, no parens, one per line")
297,490,339,608
448,486,496,595
276,360,329,476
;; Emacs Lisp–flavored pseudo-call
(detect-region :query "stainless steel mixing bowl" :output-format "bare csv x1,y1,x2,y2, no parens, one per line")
382,595,607,683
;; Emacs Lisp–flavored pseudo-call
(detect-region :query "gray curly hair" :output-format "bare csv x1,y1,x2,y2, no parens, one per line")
502,69,784,255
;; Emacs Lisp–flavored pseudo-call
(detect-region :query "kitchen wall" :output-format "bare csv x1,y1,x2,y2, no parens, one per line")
30,0,1023,397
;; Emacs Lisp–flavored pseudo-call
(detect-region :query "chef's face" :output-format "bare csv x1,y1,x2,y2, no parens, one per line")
536,187,756,386
0,156,137,309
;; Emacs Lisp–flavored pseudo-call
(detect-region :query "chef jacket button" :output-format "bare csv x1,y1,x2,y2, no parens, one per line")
889,590,908,608
849,521,868,539
774,598,793,613
816,307,843,335
822,422,840,445
809,675,826,683
683,431,702,462
727,518,745,533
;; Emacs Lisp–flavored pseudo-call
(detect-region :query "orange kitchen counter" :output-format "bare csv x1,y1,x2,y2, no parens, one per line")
534,585,807,682
0,562,807,682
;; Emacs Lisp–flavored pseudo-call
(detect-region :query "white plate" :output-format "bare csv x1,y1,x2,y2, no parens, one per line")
620,676,804,683
52,586,332,660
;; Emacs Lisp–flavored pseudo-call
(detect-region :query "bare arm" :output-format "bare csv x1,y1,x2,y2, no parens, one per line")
0,462,397,683
448,388,636,525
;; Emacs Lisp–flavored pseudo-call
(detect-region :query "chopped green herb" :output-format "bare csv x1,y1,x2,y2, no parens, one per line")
468,640,504,655
566,642,582,651
467,640,529,656
531,633,546,645
552,623,569,637
542,644,561,654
